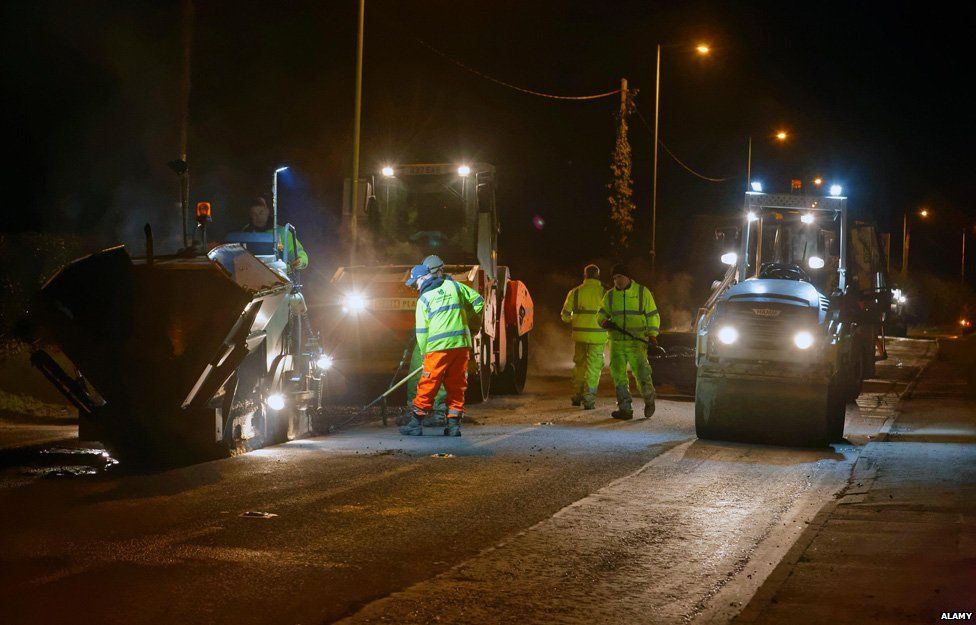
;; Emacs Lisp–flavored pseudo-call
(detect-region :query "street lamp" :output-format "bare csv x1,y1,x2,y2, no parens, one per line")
746,130,789,192
650,41,711,272
273,166,288,258
902,207,930,274
813,177,823,186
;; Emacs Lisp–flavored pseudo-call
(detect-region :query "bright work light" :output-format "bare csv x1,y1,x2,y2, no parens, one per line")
793,331,815,350
717,326,739,345
457,165,471,177
266,393,286,411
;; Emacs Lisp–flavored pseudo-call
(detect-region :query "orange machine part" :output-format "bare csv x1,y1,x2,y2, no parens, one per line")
503,280,534,336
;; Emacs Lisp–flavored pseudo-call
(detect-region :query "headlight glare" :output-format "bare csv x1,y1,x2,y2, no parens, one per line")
793,330,815,349
266,393,286,411
717,326,739,345
342,292,367,314
316,354,334,370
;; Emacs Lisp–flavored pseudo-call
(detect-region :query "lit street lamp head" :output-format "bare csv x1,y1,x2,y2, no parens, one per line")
696,43,711,55
775,130,788,141
275,166,289,174
919,208,930,218
813,177,823,186
381,166,395,177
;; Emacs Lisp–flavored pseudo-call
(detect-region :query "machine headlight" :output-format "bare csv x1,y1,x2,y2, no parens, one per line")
793,331,815,349
342,293,367,314
717,326,739,345
315,354,334,370
808,256,825,269
720,252,738,265
266,393,286,411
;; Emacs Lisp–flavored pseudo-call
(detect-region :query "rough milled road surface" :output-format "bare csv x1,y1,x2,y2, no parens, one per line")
0,339,951,624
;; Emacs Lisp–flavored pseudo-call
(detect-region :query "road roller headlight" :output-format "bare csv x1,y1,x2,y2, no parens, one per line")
315,354,334,370
342,292,367,314
266,393,286,411
717,326,739,345
793,330,815,350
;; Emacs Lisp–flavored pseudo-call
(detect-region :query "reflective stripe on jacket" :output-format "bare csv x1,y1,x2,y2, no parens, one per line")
598,282,660,341
560,278,608,344
415,280,486,354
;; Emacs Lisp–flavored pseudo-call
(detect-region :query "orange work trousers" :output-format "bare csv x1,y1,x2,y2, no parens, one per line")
413,347,469,416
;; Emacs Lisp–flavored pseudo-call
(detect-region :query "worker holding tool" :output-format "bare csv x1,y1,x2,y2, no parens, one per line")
244,196,308,270
401,255,451,427
400,261,485,436
598,264,660,420
560,263,607,409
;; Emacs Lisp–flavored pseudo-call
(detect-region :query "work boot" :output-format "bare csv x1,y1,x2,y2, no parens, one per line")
582,388,597,410
398,412,424,436
613,384,633,420
643,390,656,419
444,415,462,437
571,397,582,407
422,410,447,428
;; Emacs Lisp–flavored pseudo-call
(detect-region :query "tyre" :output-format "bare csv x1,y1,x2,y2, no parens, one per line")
827,381,847,442
466,331,492,404
493,332,529,394
844,354,864,403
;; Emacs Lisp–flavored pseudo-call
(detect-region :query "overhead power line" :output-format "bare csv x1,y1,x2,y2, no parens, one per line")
413,36,622,101
635,108,732,183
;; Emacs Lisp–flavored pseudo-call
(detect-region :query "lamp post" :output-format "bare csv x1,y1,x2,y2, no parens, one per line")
273,166,288,260
901,208,929,274
746,130,789,191
650,41,710,272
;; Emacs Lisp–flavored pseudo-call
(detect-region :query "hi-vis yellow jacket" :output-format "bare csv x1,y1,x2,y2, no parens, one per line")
560,278,608,344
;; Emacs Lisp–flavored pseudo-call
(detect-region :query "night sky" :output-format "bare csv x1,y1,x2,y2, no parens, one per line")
3,0,975,284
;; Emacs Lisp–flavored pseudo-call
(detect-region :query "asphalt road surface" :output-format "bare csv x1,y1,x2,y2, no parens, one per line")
0,339,935,624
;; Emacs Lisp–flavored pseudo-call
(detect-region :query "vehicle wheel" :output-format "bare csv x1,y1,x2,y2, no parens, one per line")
493,332,529,394
827,382,847,442
844,354,864,403
466,331,492,404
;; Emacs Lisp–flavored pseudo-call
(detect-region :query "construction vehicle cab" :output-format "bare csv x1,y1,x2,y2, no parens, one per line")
695,190,888,446
328,162,532,405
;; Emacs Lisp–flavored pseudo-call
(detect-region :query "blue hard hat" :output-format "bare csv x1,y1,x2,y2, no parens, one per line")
406,264,431,286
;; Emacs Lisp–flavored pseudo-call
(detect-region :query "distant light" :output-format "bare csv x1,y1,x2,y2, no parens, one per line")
457,165,471,177
898,295,907,304
532,215,546,230
696,43,711,55
829,184,842,196
775,131,788,141
316,354,334,370
793,331,815,350
919,208,930,218
266,393,286,411
275,166,289,173
381,166,395,177
717,326,739,345
721,252,738,265
750,181,763,192
801,213,815,225
747,211,759,222
808,256,825,269
813,177,823,186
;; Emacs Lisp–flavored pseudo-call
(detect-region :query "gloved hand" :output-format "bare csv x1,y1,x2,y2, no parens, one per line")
648,335,658,346
599,319,612,329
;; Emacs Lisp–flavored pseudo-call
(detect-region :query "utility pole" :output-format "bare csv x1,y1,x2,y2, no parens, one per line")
177,0,194,249
350,0,365,265
962,228,967,283
745,135,752,191
901,210,909,274
651,44,661,272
